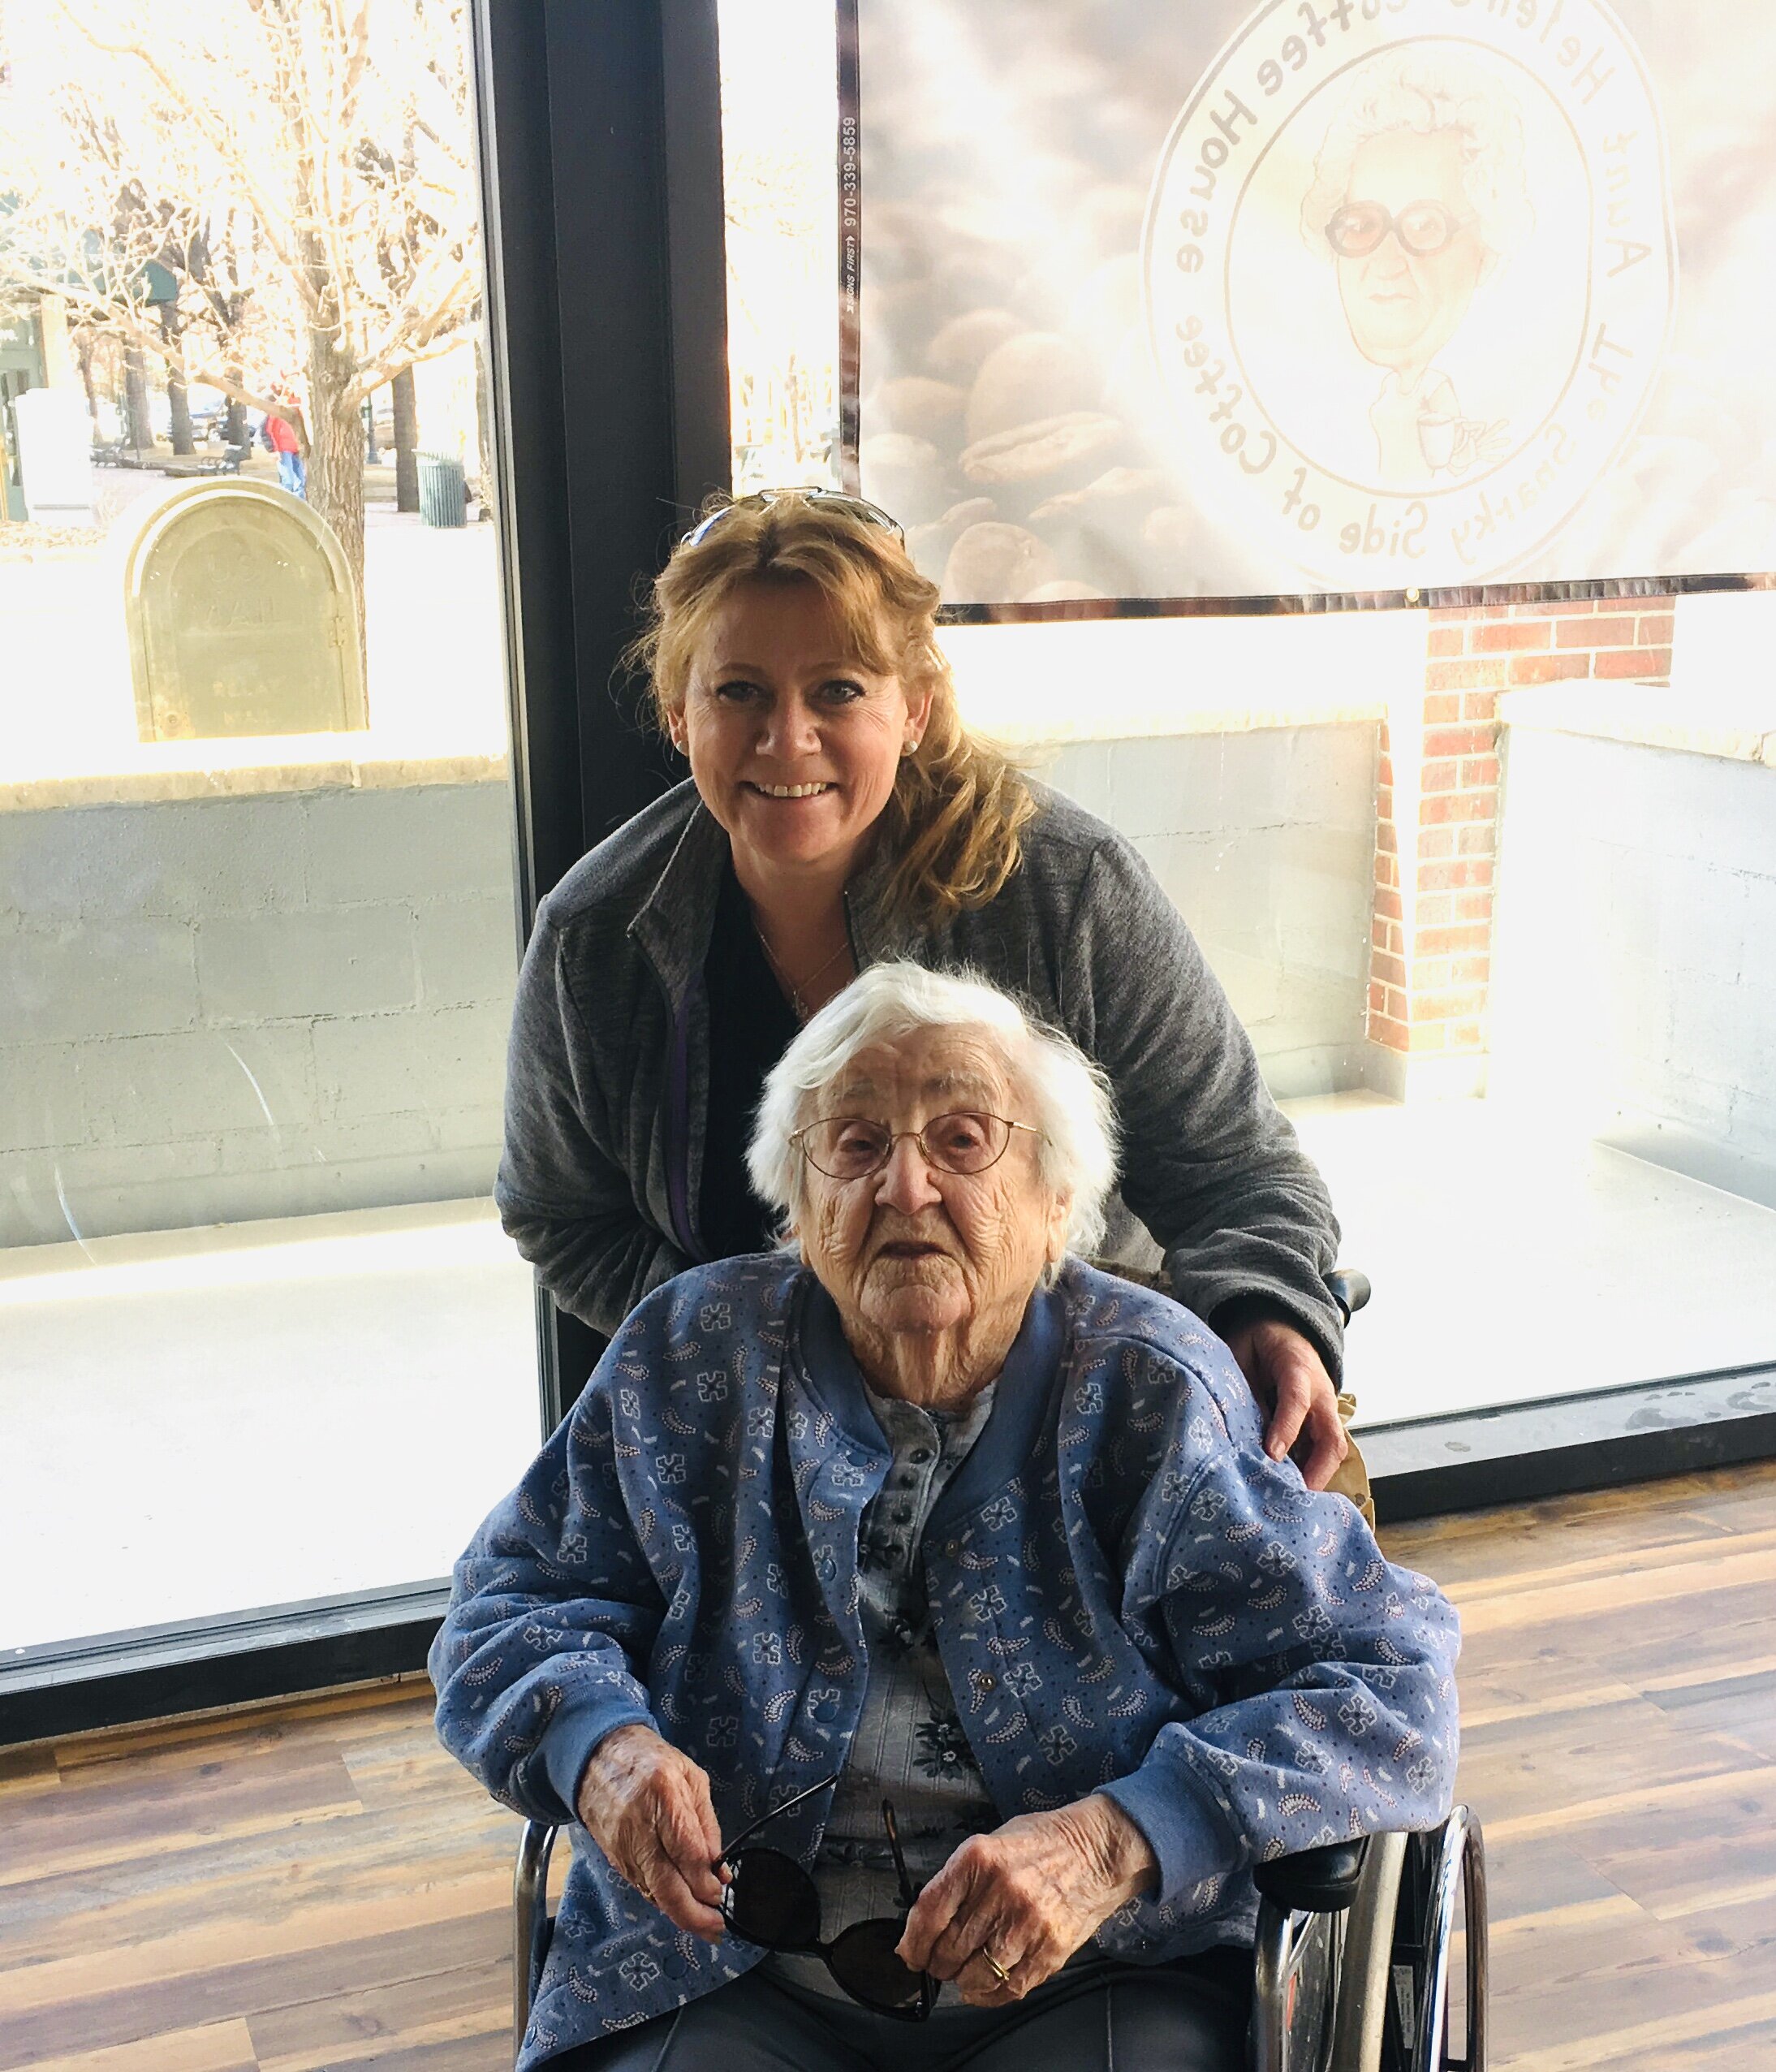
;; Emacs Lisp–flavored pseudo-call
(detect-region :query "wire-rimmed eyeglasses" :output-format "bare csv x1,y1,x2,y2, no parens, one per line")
680,487,905,550
791,1111,1043,1182
1325,198,1475,259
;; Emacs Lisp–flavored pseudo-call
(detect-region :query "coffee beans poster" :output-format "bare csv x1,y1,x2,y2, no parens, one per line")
842,0,1773,607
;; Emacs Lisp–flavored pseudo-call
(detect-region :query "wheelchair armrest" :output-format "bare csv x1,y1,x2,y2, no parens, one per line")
1252,1836,1369,1914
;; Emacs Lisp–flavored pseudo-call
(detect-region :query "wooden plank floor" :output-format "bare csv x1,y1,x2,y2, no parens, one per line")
2,1460,1774,2070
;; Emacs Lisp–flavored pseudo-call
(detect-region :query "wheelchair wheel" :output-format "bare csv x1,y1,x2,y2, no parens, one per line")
1327,1829,1407,2072
1331,1813,1487,2072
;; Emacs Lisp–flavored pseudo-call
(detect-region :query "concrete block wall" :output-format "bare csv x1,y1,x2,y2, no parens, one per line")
1041,723,1378,1099
0,781,519,1247
2,728,1377,1250
1489,729,1776,1172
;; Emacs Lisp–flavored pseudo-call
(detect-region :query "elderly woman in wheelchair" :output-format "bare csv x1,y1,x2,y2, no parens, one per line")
432,964,1463,2072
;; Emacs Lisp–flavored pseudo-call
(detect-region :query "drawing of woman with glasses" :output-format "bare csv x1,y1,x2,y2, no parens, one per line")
1300,50,1536,485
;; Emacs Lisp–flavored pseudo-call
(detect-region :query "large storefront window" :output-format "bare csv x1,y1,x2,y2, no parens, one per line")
716,1,1776,1434
0,0,537,1655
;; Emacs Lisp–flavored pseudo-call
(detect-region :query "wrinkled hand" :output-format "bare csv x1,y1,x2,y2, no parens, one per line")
575,1723,727,1940
895,1794,1156,2005
1222,1314,1347,1491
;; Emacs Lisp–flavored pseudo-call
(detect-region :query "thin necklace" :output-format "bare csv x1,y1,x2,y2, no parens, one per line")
755,926,851,1021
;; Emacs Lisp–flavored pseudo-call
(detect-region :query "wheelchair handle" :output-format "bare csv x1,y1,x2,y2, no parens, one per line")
1326,1269,1371,1326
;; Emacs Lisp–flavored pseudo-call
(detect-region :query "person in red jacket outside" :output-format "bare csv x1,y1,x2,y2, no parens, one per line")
263,393,306,499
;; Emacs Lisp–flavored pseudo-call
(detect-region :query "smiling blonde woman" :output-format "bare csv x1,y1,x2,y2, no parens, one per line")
496,490,1358,1492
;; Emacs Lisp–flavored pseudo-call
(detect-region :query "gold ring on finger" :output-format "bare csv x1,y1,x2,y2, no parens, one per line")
981,1949,1012,1987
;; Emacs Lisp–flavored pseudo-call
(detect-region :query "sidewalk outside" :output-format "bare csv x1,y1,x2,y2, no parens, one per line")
6,1099,1775,1651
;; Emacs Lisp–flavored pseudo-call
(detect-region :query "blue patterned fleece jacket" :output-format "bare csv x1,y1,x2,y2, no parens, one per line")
431,1257,1459,2067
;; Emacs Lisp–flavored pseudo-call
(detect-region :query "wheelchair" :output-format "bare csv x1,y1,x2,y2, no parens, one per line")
507,1271,1486,2069
511,1805,1485,2070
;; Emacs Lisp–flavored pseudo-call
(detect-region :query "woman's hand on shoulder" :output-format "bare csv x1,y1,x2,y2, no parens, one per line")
575,1723,728,1940
895,1794,1157,2005
1220,1311,1348,1491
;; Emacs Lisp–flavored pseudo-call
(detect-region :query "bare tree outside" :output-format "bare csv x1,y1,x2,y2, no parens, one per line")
0,0,482,604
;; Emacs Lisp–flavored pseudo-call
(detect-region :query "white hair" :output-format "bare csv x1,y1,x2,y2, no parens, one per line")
747,962,1119,1256
1300,48,1536,265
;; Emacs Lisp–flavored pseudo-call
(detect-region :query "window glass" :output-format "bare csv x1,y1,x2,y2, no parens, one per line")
715,3,1776,1432
719,0,842,493
961,599,1776,1427
0,0,537,1652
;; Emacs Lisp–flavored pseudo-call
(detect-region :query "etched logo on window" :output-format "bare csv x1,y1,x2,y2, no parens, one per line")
1144,0,1672,585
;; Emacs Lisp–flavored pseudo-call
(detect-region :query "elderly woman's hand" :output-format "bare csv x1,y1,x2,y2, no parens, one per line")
575,1723,728,1940
895,1794,1157,2004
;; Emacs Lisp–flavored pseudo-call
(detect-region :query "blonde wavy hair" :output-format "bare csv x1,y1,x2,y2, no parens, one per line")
628,492,1033,930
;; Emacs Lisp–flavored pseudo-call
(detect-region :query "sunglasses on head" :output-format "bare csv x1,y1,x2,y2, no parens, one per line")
717,1771,936,2020
680,488,906,550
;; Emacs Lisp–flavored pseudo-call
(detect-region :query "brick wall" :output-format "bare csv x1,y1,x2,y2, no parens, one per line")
1369,597,1678,1084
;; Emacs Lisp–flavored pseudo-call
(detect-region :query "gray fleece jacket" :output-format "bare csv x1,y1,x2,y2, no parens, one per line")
495,778,1345,1371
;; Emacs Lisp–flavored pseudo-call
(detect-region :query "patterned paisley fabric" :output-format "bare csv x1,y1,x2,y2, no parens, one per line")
431,1256,1459,2070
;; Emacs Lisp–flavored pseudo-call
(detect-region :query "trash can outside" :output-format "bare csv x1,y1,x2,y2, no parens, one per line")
417,451,467,528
